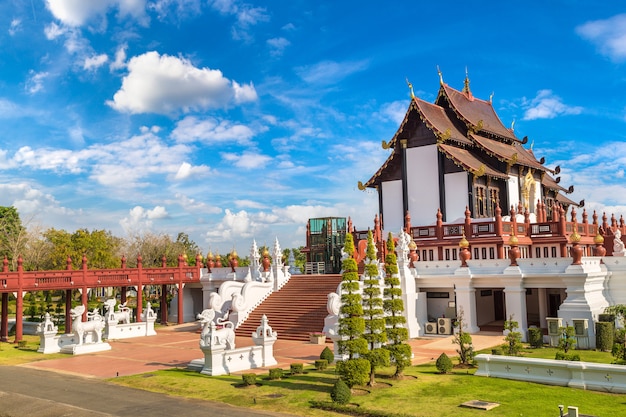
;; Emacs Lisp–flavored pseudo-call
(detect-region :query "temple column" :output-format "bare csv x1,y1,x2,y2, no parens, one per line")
65,289,72,332
1,293,8,342
502,272,528,342
453,271,479,333
160,284,168,325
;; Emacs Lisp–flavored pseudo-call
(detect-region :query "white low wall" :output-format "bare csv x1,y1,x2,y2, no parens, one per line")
475,354,626,393
105,320,156,339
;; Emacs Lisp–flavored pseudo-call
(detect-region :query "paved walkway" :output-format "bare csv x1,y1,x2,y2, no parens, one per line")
22,323,505,378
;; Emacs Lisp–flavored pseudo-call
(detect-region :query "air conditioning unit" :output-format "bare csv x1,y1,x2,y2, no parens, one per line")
425,322,437,334
546,317,563,336
438,317,452,335
572,319,588,337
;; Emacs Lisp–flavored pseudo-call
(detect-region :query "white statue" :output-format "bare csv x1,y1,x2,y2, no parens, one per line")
197,308,235,349
36,312,58,334
70,305,105,346
103,299,131,324
615,229,625,255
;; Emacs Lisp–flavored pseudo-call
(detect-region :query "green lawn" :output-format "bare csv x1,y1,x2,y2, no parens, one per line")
1,336,624,416
111,359,624,417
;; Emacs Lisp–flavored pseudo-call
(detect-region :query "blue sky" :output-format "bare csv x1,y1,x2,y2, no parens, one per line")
0,1,625,254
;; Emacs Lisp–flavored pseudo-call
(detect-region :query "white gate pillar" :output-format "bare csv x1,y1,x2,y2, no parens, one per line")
453,269,479,333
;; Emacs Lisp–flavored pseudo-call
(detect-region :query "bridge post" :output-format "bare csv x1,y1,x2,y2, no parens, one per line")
160,284,168,325
136,255,143,322
14,256,23,342
65,289,72,332
1,293,8,342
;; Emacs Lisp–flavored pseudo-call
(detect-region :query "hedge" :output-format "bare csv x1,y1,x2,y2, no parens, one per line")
596,321,614,352
527,327,543,348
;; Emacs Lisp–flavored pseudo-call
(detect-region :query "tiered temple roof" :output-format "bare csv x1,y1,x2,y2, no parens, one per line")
364,72,574,209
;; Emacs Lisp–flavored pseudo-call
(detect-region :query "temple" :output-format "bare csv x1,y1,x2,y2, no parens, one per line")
326,72,626,347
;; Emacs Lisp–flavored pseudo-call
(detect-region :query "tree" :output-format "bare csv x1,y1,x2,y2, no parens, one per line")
558,324,576,353
453,308,475,365
0,206,26,270
383,233,411,377
44,228,121,269
503,315,523,356
337,233,369,387
362,230,388,386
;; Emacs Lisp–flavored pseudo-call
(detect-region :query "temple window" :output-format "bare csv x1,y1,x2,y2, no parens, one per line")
545,197,555,220
488,187,499,216
474,185,487,217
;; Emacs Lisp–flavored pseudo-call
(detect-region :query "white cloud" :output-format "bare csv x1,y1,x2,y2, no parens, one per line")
221,151,271,169
44,22,67,39
267,37,290,56
522,90,583,120
107,51,257,114
378,100,409,124
173,161,211,180
295,60,369,85
171,116,255,144
235,199,267,209
577,14,626,62
83,53,109,70
9,19,21,36
25,71,49,94
208,0,269,42
120,204,168,234
205,208,262,243
45,0,148,27
149,0,202,20
110,44,127,70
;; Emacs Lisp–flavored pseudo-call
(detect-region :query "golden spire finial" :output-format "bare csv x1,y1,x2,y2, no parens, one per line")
489,91,494,103
437,65,444,85
510,119,515,132
463,67,471,94
406,77,415,99
459,230,469,248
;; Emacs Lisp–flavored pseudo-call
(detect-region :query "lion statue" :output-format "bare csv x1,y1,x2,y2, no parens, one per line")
197,308,235,350
70,305,105,345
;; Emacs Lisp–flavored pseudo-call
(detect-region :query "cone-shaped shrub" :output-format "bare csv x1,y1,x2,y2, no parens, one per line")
436,353,453,374
330,378,351,404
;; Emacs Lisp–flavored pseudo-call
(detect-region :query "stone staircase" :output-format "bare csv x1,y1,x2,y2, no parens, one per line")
236,274,342,341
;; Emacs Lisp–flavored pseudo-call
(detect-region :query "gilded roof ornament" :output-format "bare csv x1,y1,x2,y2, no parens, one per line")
406,78,415,99
489,91,494,103
510,119,515,132
570,230,581,244
437,65,444,85
437,128,451,143
462,67,471,94
357,181,366,191
382,139,392,149
472,164,486,178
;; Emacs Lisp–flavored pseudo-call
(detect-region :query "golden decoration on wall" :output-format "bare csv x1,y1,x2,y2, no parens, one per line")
357,181,366,191
382,140,392,149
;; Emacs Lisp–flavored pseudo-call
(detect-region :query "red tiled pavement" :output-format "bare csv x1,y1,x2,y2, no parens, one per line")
22,323,505,379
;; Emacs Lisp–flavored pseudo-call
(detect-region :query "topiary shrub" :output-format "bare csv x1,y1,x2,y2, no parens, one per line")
435,353,453,374
242,373,256,386
555,352,581,361
268,368,283,380
330,378,351,404
290,363,304,374
314,359,328,371
336,358,370,388
320,346,334,363
528,327,543,348
596,321,614,352
599,313,616,323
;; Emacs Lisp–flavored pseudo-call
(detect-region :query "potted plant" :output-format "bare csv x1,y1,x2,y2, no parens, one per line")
309,332,326,344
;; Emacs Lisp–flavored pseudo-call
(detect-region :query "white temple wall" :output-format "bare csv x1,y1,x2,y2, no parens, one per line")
508,175,520,208
382,180,403,234
423,287,454,320
406,145,439,224
444,171,468,221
